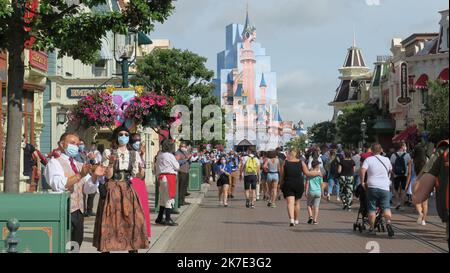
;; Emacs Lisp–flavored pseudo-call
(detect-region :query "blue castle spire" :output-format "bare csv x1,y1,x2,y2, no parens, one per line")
260,73,267,87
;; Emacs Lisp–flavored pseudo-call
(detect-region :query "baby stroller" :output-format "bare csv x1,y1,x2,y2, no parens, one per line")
353,184,386,233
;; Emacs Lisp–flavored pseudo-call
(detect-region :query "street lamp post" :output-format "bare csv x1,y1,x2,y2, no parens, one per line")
113,29,138,88
360,119,367,148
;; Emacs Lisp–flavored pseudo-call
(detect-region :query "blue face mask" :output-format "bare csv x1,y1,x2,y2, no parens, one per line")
132,141,141,151
79,145,85,152
65,144,79,158
118,135,129,146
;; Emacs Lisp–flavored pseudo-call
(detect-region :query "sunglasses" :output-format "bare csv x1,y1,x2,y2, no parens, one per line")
118,133,129,137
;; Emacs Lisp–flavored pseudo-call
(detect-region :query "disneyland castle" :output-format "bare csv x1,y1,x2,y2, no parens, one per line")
214,10,295,152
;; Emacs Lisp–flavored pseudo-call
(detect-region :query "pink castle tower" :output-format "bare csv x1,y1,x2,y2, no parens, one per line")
240,9,257,105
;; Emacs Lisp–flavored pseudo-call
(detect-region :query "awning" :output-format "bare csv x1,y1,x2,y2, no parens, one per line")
437,68,449,82
392,125,418,142
415,74,429,89
138,32,153,46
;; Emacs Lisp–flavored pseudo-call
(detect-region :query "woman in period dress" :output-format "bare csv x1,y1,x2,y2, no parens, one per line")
93,126,149,253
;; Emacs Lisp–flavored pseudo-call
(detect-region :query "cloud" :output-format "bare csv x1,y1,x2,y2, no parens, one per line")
277,70,335,126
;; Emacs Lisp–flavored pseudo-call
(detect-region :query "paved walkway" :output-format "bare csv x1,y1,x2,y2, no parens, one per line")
166,182,448,253
80,183,209,253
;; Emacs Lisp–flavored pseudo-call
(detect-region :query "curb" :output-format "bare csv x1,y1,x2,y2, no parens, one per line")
147,183,210,253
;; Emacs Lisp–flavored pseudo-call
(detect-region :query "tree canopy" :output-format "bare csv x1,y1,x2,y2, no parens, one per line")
1,0,174,63
336,103,378,147
308,121,336,145
427,81,449,143
132,48,224,147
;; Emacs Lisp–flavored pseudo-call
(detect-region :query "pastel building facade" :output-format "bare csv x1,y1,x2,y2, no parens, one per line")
214,12,294,151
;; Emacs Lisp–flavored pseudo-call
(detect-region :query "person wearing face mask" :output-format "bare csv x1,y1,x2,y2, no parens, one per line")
201,151,212,184
44,132,104,249
75,139,88,163
88,142,103,164
93,126,149,253
228,151,239,199
128,133,151,237
175,142,192,206
216,156,232,207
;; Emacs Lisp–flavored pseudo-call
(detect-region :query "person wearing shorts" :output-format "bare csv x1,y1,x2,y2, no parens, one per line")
306,160,323,225
241,150,260,209
390,142,412,210
264,150,280,208
360,143,395,237
280,149,322,227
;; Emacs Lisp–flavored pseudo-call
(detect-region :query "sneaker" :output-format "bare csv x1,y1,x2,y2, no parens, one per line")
230,195,234,199
224,203,228,207
347,207,352,212
250,204,255,209
307,218,313,224
270,203,277,208
337,197,341,202
367,229,377,236
246,199,250,208
267,202,271,207
386,224,395,237
421,220,426,226
289,223,295,227
395,204,401,210
343,205,347,210
294,220,299,225
313,221,318,225
155,218,164,225
327,194,331,201
164,219,179,226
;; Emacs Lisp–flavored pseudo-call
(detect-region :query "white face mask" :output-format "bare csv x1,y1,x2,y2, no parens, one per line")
181,147,188,152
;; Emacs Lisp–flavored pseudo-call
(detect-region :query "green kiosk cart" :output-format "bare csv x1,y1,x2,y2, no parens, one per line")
0,192,71,253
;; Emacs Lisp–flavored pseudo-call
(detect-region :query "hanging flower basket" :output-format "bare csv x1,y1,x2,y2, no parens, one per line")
69,91,119,130
124,92,175,128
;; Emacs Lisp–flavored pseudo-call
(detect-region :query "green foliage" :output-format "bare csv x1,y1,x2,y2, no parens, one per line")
309,121,336,144
285,134,308,152
0,0,175,63
336,103,378,146
132,48,224,146
427,81,449,142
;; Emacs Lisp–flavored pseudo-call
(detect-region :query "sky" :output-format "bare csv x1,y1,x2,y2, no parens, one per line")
151,0,448,127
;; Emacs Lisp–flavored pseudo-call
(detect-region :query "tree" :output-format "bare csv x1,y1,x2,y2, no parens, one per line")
336,103,378,147
0,0,175,192
308,121,336,145
427,81,449,143
132,48,224,147
285,134,308,152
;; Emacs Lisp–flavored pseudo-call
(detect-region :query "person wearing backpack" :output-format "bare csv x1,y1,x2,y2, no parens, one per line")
240,149,260,209
413,139,449,251
390,142,412,210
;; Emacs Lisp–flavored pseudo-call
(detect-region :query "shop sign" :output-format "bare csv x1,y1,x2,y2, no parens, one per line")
29,50,48,72
397,62,411,106
66,87,106,99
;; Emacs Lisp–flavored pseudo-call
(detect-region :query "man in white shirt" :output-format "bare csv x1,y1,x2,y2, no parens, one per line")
360,143,394,237
45,132,104,248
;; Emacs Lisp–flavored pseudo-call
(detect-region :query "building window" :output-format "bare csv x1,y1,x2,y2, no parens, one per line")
421,89,429,107
93,59,107,77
